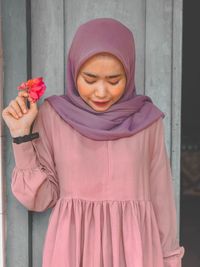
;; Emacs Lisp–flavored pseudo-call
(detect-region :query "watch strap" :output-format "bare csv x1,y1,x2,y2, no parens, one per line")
12,132,40,144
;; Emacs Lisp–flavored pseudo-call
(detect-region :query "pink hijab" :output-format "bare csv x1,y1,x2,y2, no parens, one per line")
45,18,165,140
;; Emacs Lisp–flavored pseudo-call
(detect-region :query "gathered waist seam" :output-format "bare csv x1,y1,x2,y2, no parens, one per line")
57,196,152,204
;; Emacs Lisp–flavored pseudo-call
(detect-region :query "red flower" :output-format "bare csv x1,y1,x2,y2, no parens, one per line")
17,77,46,103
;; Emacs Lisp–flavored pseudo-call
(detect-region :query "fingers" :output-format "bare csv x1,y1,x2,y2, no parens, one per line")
7,100,23,119
18,91,35,105
16,94,28,113
7,93,28,118
18,90,29,99
2,90,38,121
5,104,20,119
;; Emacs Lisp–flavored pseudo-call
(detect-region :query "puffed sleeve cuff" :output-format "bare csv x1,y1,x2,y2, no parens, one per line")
163,247,185,267
12,141,39,169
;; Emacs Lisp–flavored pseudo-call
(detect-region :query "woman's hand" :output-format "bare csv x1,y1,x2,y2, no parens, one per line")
1,90,38,137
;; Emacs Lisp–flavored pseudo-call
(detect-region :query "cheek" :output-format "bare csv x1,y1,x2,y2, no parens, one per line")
111,84,126,99
77,80,91,98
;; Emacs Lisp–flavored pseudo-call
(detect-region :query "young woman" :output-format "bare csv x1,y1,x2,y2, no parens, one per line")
2,18,184,267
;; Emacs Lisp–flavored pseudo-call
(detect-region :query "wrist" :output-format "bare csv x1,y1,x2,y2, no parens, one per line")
10,128,31,138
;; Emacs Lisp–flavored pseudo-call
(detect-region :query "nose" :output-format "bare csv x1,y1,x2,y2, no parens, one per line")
94,81,107,98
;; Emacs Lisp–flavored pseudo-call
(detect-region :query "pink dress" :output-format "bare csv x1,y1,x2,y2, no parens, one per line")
11,100,184,267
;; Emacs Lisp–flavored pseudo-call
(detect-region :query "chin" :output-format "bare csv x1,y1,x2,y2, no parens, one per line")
83,98,115,112
89,102,112,112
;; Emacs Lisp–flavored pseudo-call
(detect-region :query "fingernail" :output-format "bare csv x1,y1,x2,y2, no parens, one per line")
23,109,27,113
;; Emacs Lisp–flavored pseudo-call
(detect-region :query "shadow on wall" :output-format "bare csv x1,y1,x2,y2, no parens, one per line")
180,0,200,266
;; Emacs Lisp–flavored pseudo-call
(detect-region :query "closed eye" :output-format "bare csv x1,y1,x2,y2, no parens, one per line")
109,81,120,85
84,79,96,84
84,79,120,85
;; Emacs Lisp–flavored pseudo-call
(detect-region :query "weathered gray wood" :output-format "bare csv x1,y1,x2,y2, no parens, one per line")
145,0,182,235
31,1,64,266
31,0,64,99
145,0,173,153
0,1,6,266
1,0,29,266
171,0,183,233
65,0,146,94
2,0,183,265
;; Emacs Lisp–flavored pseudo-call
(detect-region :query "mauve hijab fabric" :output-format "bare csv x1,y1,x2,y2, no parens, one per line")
45,18,165,141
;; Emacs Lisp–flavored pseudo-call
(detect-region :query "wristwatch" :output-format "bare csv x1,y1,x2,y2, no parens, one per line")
12,132,40,144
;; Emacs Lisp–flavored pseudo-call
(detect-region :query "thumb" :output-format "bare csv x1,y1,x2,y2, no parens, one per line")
29,99,38,111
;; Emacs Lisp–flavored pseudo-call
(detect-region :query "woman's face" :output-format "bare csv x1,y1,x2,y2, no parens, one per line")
76,53,127,112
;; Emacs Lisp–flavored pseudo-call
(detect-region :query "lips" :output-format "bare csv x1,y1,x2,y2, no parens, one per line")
92,100,110,106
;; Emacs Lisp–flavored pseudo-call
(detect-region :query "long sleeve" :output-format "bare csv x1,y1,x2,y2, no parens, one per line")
11,101,60,212
149,118,185,267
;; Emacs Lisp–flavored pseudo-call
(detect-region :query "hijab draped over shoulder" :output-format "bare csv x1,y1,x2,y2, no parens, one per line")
45,18,164,141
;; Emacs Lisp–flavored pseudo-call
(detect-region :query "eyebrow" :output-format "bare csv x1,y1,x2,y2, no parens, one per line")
82,72,122,79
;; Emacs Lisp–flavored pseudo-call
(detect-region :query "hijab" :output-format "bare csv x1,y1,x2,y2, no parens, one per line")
45,18,165,141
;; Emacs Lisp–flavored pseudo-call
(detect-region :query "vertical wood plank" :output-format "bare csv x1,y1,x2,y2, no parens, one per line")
171,0,183,233
145,0,173,153
0,0,6,265
31,1,64,266
145,0,182,236
31,0,64,99
65,0,146,94
1,0,29,266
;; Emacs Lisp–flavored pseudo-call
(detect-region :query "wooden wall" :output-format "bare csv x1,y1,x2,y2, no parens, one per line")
2,0,183,266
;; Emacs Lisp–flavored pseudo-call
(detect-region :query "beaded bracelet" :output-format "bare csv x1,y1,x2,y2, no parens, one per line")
12,132,40,144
